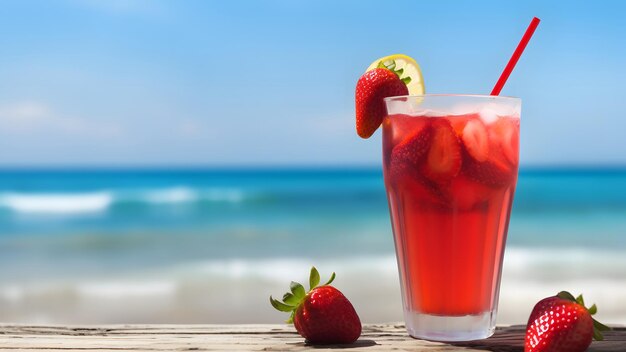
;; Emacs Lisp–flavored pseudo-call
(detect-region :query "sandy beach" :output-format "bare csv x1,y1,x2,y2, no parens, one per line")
1,250,625,325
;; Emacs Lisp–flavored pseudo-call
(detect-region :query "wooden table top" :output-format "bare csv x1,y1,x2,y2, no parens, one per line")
0,323,624,351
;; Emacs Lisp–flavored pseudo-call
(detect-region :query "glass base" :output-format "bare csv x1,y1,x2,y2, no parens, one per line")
404,310,496,342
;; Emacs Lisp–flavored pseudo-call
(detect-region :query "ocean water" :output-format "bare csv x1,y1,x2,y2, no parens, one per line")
0,168,625,324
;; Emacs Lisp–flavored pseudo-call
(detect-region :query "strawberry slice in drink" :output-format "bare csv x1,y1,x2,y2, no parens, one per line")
388,118,432,174
383,115,431,168
387,114,432,149
448,113,518,188
447,114,477,136
388,119,448,208
448,114,489,162
463,158,514,187
422,119,462,183
460,116,518,187
401,173,449,209
446,176,494,210
461,118,490,162
490,117,519,166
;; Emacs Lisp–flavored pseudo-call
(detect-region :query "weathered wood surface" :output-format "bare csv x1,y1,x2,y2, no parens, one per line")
0,323,624,351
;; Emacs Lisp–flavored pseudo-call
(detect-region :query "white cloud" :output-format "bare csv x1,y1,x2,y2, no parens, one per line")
0,101,123,138
0,101,52,129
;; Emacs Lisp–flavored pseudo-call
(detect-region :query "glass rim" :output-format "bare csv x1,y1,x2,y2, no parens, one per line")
384,94,520,102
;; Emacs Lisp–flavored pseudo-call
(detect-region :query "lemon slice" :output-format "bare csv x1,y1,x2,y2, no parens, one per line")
366,54,425,95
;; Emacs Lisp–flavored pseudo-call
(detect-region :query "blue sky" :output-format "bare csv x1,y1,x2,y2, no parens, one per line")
0,0,624,167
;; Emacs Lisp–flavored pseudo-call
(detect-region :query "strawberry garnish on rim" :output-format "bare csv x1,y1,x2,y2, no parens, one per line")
355,68,408,138
355,55,424,139
270,267,361,345
525,291,611,352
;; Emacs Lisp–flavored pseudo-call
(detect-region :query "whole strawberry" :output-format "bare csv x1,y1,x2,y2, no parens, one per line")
270,267,361,344
525,291,610,352
355,68,408,138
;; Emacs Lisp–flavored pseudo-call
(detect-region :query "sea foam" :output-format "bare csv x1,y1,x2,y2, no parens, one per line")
0,192,113,214
140,187,245,204
144,187,198,204
0,186,247,215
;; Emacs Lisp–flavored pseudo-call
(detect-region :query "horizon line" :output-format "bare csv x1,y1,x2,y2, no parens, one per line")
0,164,625,173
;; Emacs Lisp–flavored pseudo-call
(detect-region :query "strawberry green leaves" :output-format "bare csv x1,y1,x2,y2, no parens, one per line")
309,267,320,290
282,292,299,306
322,271,336,286
593,320,611,341
269,267,338,324
308,266,335,289
587,304,597,315
270,297,294,312
376,59,412,84
290,281,306,299
556,291,577,301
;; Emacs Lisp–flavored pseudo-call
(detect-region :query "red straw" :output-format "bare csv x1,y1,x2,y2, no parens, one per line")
491,17,540,96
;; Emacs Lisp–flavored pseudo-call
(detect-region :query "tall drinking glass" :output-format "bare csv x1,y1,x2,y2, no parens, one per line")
382,95,520,341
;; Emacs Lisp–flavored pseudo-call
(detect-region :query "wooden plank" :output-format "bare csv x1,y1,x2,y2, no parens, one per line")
0,323,623,351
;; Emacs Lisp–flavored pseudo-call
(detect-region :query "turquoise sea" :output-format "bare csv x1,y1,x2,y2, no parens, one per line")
1,168,625,324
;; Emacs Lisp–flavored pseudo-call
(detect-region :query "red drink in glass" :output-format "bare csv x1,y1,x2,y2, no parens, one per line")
382,95,520,341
